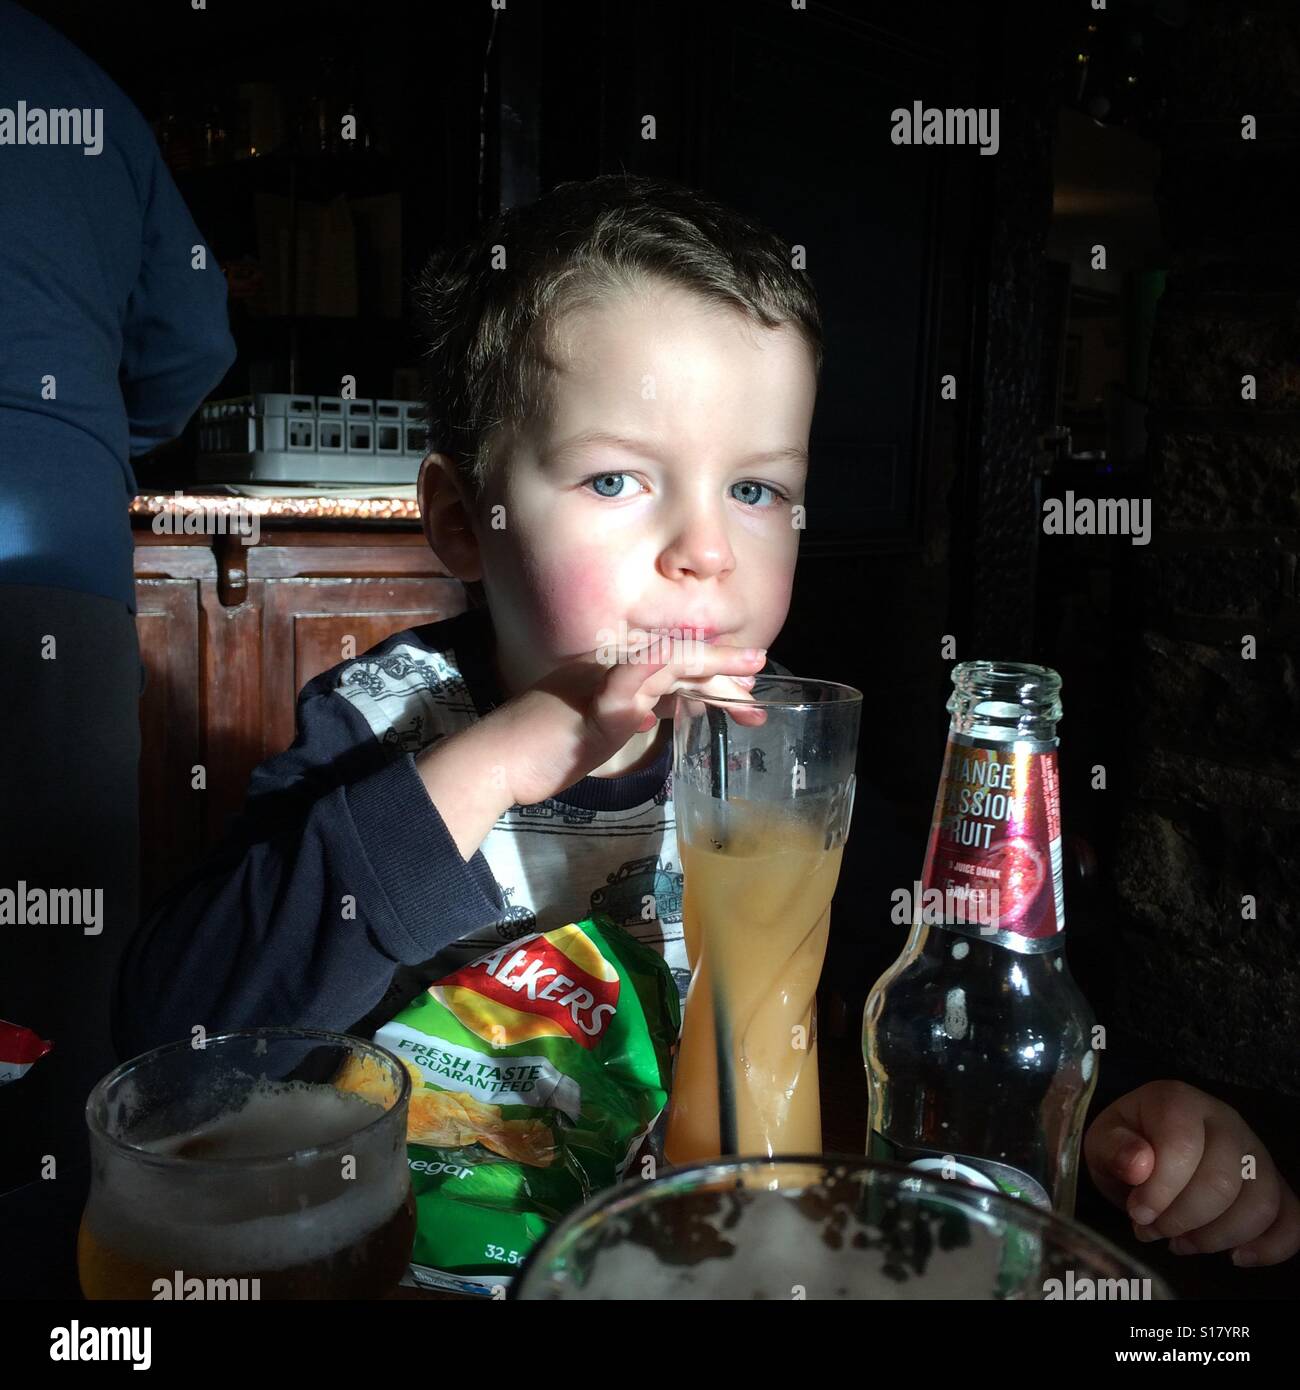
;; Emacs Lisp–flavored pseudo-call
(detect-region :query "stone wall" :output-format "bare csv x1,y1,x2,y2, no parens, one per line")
1113,2,1300,1094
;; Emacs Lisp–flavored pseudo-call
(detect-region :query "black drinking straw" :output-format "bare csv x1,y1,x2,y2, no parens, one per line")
706,702,740,1158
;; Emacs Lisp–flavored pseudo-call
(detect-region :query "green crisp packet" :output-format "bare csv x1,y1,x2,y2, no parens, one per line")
372,914,680,1295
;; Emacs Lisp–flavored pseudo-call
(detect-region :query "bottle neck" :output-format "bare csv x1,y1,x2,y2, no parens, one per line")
947,660,1062,742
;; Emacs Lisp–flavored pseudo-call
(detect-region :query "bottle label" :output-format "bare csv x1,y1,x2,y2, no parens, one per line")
868,1132,1049,1298
868,1132,1052,1211
920,732,1065,953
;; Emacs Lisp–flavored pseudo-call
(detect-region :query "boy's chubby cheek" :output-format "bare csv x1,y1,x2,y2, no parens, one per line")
521,548,630,656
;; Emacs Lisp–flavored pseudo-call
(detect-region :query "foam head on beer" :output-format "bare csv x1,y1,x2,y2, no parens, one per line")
79,1080,414,1299
414,174,819,735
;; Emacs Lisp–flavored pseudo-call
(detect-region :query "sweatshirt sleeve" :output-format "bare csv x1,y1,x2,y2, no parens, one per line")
111,677,505,1061
119,146,237,457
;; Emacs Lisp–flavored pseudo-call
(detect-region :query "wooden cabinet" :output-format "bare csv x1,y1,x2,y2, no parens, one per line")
133,521,467,899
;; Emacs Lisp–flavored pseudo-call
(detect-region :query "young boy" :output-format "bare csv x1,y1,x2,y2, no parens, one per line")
113,174,1297,1270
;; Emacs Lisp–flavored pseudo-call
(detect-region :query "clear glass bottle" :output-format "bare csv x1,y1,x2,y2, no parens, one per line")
863,661,1097,1216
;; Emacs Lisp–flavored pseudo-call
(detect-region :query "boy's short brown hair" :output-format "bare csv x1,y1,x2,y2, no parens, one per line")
412,173,823,514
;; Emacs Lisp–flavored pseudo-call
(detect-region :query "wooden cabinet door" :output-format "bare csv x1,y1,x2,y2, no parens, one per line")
135,529,468,878
255,554,467,757
135,570,205,897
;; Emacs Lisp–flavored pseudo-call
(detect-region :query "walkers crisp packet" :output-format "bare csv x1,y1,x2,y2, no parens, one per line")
346,915,679,1294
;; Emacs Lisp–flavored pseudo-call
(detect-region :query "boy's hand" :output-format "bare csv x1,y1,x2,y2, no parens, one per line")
1084,1080,1300,1267
496,635,768,808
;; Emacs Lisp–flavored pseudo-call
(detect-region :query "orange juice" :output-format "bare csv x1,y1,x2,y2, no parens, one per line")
665,802,843,1162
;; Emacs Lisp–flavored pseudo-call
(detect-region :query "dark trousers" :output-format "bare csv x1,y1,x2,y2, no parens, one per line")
0,584,140,1295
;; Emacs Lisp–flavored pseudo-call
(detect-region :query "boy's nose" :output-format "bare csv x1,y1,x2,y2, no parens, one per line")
657,516,736,581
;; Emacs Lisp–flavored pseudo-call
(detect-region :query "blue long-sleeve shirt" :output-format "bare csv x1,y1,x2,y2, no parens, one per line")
0,0,235,612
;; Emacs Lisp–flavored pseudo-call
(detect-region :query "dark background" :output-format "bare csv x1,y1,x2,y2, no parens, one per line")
16,0,1300,1300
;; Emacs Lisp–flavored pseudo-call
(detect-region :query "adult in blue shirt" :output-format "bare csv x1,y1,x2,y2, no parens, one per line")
0,0,235,1290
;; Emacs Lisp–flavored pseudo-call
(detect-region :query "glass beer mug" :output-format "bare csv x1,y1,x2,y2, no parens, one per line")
79,1029,416,1300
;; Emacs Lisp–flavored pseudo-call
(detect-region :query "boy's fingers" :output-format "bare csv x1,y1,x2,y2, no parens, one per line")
1143,1119,1254,1241
1231,1179,1300,1267
1084,1117,1154,1212
1109,1124,1156,1180
636,644,763,704
1091,1120,1155,1187
589,652,674,736
1118,1084,1212,1229
594,647,762,733
1083,1083,1211,1229
648,678,765,725
1164,1159,1281,1256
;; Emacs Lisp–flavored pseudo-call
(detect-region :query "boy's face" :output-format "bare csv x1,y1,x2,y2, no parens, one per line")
428,284,816,697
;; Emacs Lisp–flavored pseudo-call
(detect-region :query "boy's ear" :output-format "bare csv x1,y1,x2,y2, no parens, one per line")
418,452,483,584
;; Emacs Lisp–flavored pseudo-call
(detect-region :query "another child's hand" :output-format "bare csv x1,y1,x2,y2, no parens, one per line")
1084,1080,1300,1267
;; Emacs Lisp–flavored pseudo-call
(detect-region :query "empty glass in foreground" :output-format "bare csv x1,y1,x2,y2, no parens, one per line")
514,1156,1174,1301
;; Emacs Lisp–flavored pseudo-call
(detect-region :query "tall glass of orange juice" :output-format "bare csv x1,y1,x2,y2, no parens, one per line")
665,676,861,1164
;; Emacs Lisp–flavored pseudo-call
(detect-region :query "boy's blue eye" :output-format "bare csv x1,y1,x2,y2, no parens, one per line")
588,473,633,498
731,481,786,508
583,473,788,506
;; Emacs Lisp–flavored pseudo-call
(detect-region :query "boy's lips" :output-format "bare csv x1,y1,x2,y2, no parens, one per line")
638,622,722,642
